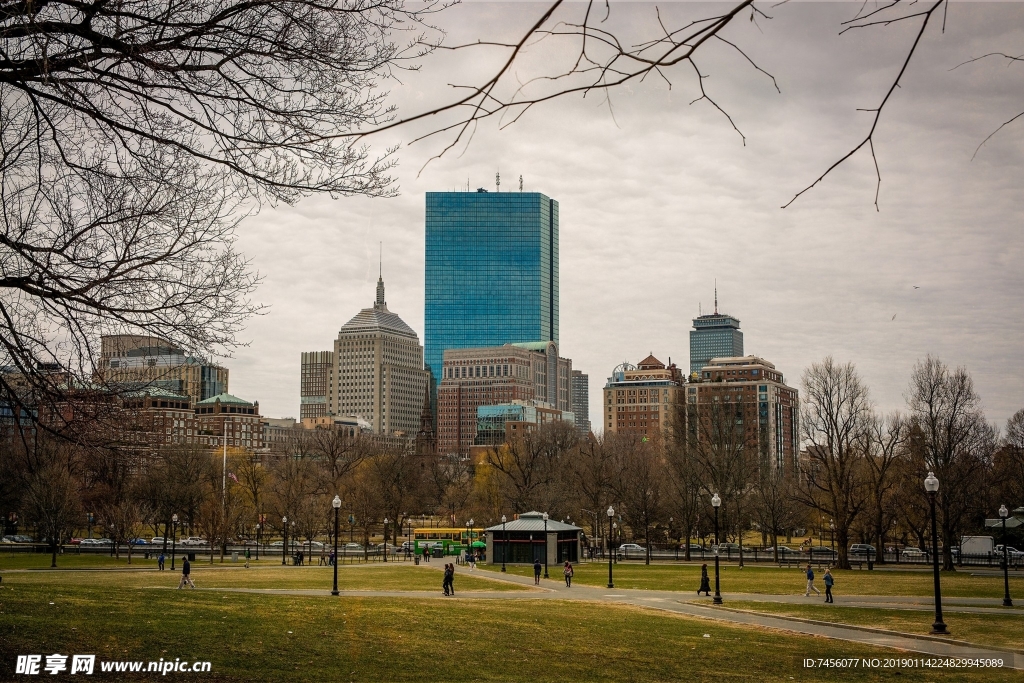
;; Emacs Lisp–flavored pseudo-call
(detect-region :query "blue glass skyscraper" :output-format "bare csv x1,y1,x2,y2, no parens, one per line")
424,190,559,390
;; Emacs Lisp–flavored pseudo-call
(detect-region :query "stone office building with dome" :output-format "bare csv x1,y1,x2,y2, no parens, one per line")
301,276,428,438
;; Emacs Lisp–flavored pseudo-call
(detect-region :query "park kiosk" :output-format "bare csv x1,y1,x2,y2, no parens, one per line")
485,512,581,567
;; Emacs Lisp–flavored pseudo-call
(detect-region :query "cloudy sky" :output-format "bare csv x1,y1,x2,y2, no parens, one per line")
226,1,1023,431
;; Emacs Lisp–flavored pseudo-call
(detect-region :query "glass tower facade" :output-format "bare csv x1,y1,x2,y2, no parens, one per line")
689,313,743,374
424,191,559,390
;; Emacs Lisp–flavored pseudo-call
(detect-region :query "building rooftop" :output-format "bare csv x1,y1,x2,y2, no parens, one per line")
196,393,255,406
339,278,418,339
483,511,581,533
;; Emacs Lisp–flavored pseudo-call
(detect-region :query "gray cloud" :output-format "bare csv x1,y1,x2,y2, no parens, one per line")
225,2,1024,429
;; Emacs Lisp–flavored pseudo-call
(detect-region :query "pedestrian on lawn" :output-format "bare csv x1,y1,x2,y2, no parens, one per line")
823,567,834,603
804,563,820,597
178,557,195,589
533,558,542,585
244,547,250,568
563,561,574,587
158,553,165,571
698,564,711,596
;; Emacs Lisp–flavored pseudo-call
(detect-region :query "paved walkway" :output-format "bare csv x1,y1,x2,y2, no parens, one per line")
179,563,1020,668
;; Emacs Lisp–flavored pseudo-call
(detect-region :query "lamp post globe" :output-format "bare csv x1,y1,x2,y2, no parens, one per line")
331,495,341,595
711,493,722,605
501,515,508,572
999,504,1012,607
923,472,947,634
542,513,549,578
170,513,178,571
606,506,615,589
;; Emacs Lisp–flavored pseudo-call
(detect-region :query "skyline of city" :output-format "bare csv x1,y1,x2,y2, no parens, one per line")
220,4,1022,430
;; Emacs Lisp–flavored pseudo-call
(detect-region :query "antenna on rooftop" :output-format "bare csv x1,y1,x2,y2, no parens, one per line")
519,175,523,192
714,279,718,315
379,242,382,278
496,171,501,192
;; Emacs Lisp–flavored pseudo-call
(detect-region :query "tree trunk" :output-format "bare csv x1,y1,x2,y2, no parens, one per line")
50,538,58,568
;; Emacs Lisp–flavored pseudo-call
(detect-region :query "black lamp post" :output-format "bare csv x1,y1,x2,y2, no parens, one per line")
383,517,389,563
332,496,341,595
255,524,260,561
924,472,947,634
606,506,615,588
282,516,288,566
712,493,722,605
830,520,835,559
999,504,1013,607
170,513,178,571
501,515,507,572
542,512,549,578
612,522,618,562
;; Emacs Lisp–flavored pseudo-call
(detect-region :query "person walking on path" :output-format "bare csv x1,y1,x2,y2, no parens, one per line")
698,564,711,596
563,561,574,587
804,563,820,597
469,552,476,571
533,558,542,585
442,563,450,595
177,557,195,589
244,547,250,569
158,553,165,571
823,567,835,603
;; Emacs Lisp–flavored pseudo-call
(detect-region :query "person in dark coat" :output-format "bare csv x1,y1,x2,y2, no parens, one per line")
177,557,195,589
698,564,711,596
533,558,542,585
823,567,835,603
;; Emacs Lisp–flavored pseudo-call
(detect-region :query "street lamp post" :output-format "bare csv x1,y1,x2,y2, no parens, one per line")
612,523,618,563
606,506,615,588
830,520,835,558
501,515,507,572
383,518,389,563
999,504,1013,607
282,516,288,566
542,512,549,578
255,524,260,561
170,514,178,571
712,493,722,605
332,496,341,595
924,472,947,634
467,518,474,565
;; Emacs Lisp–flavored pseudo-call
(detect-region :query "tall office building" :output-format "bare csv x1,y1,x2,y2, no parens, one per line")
687,356,799,471
689,291,743,374
571,370,591,435
329,276,428,436
96,334,228,404
299,351,333,419
424,190,559,391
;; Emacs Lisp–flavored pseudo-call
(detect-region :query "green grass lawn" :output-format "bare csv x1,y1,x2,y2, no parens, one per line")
1,575,1019,682
726,601,1024,653
484,561,1024,598
1,562,524,592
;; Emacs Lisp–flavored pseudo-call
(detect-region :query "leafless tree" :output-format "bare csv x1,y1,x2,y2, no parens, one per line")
861,412,907,564
906,356,995,570
666,414,705,560
608,431,665,565
483,421,577,514
566,434,615,549
751,453,800,563
20,438,82,567
1,0,439,425
994,409,1024,506
795,357,873,570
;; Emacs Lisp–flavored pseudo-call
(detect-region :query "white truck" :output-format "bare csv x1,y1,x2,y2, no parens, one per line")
960,536,995,556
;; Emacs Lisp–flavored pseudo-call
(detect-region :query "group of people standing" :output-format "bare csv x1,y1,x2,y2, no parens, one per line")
696,562,836,603
442,563,456,595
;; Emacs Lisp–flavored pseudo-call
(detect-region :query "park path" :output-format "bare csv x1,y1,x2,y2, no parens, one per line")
180,562,1020,669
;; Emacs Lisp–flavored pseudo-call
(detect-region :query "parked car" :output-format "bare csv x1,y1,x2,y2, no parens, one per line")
269,540,284,547
151,537,166,545
180,536,206,546
901,547,926,561
0,536,15,544
80,538,113,546
299,541,325,549
996,545,1024,560
67,538,83,545
767,546,802,559
712,543,741,555
849,544,877,559
129,538,148,545
341,543,364,552
617,543,646,554
809,546,838,560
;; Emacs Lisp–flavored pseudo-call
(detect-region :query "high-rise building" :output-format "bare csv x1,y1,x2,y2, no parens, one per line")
424,190,559,392
96,334,228,404
194,393,264,450
686,356,799,470
436,341,572,454
329,276,428,436
603,355,686,438
571,370,591,435
689,291,743,374
299,351,333,419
